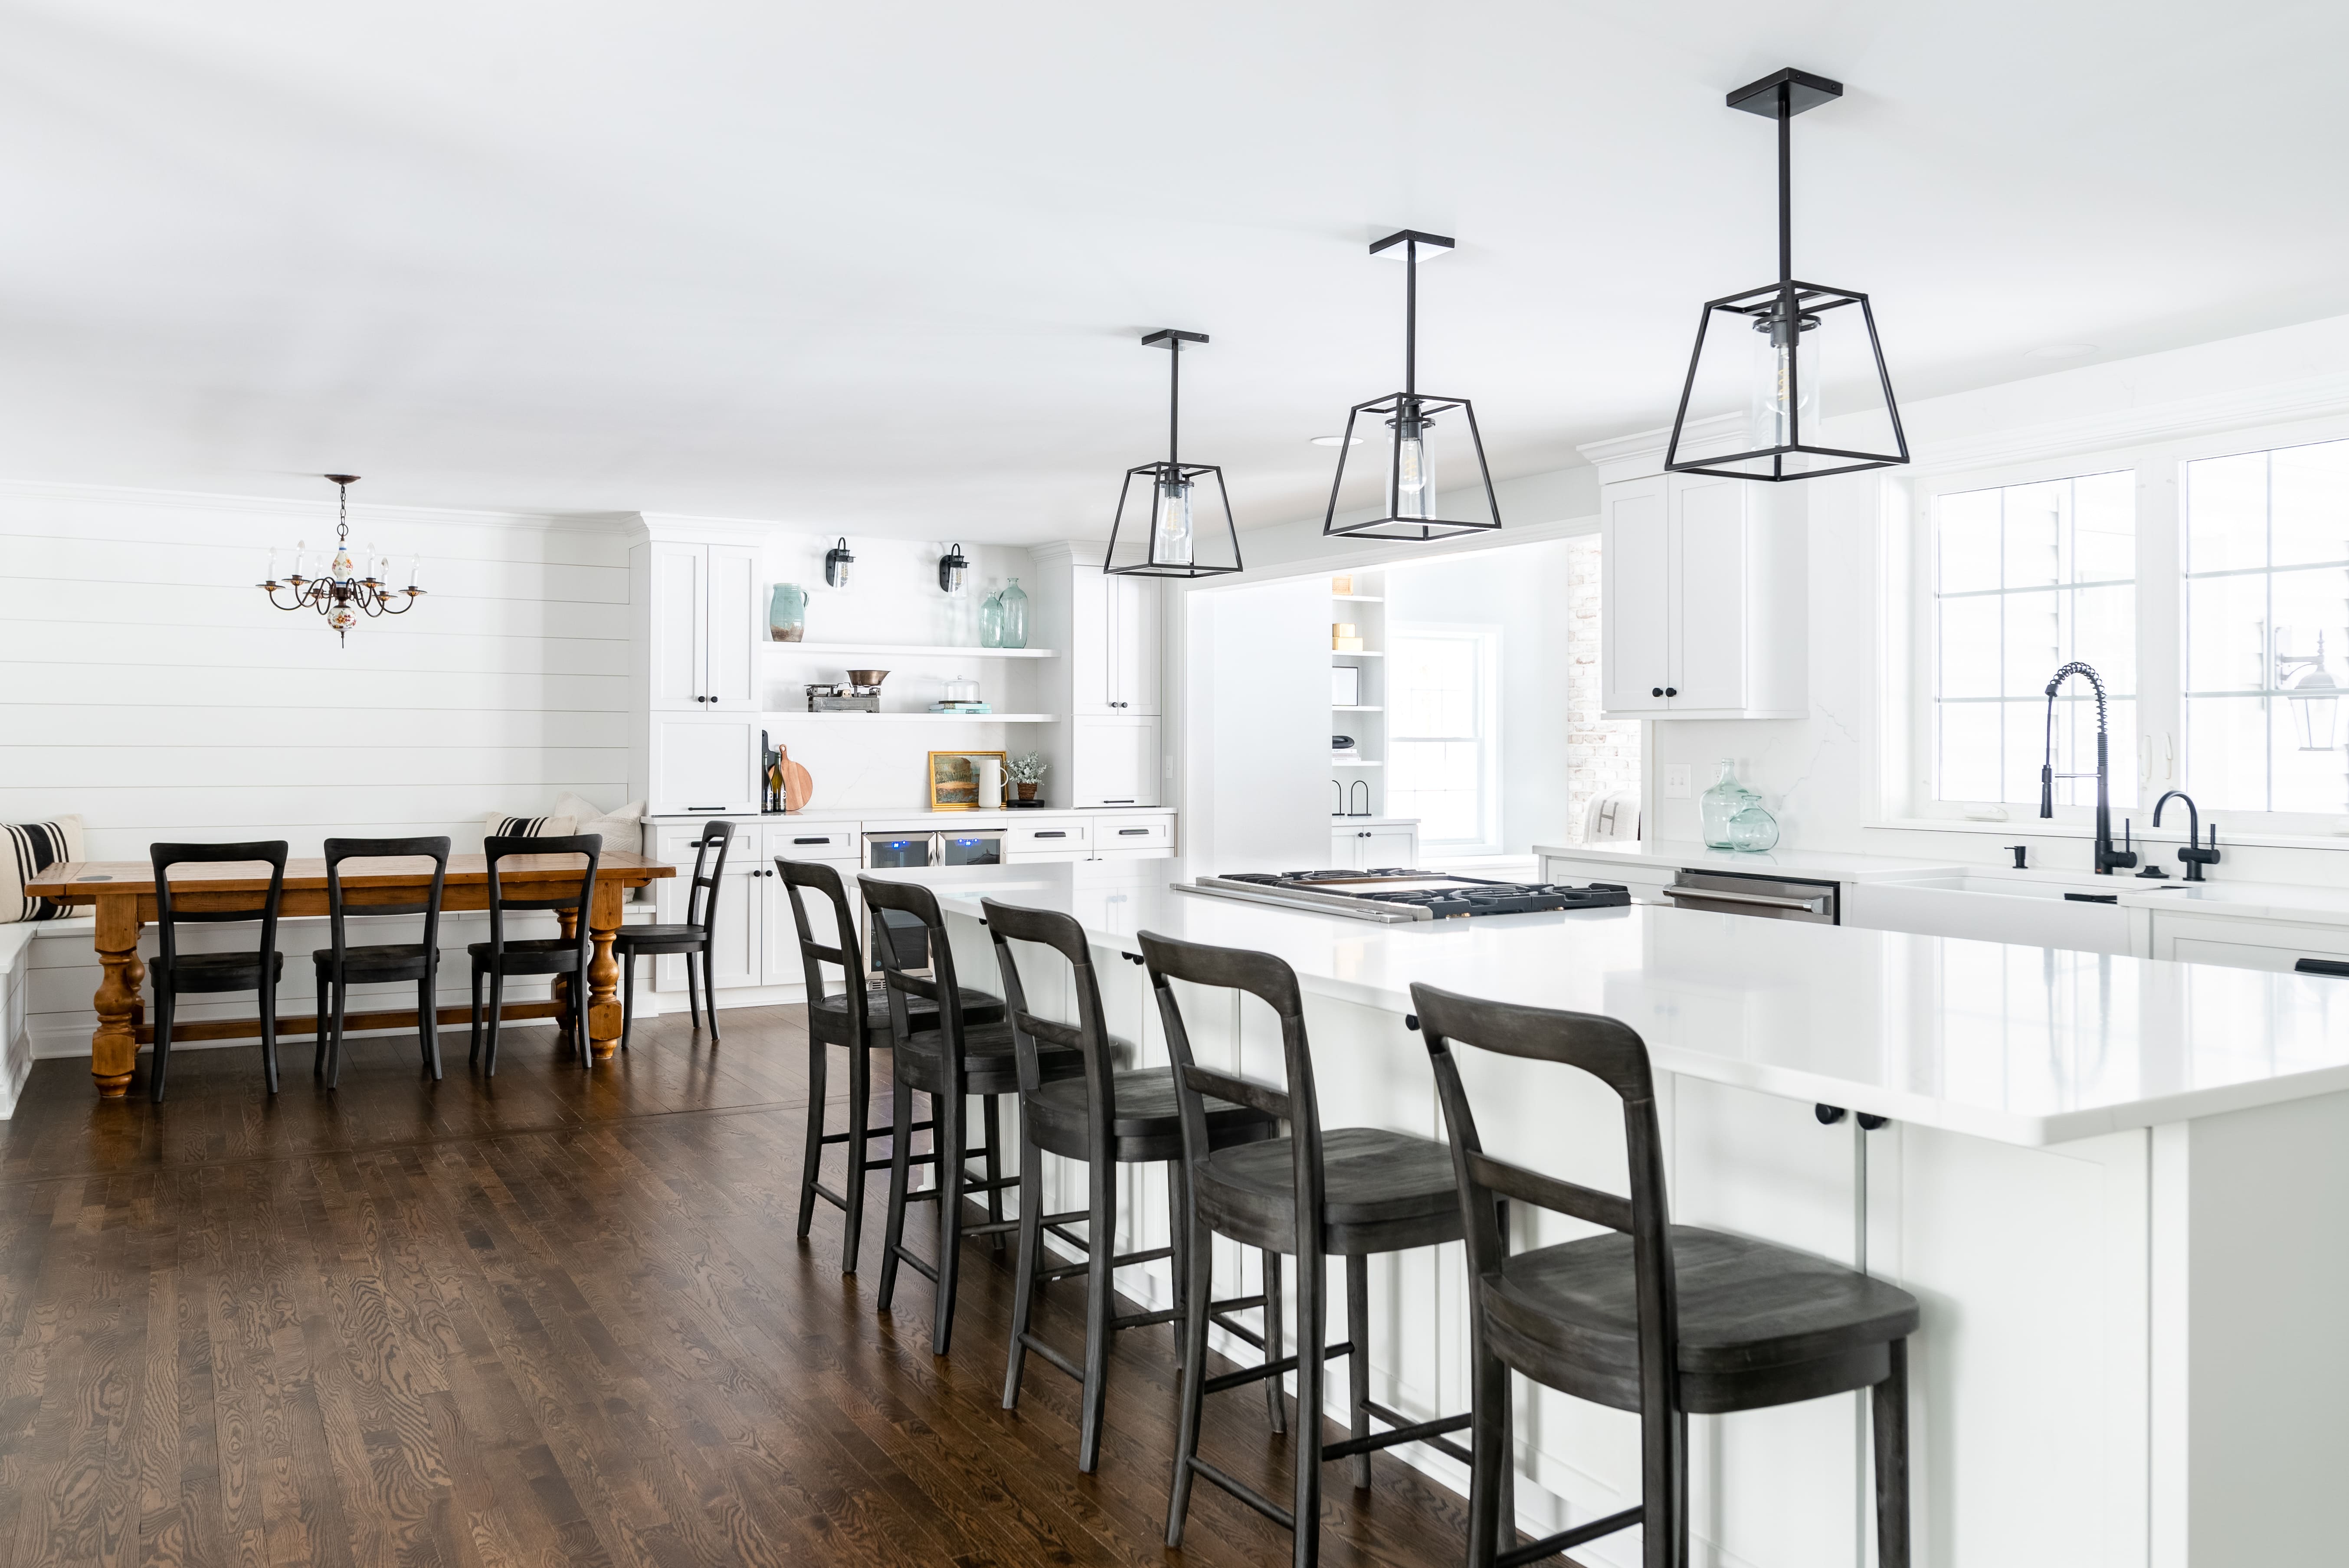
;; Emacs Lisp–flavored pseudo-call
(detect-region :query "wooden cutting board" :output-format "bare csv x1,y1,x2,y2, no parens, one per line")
778,744,814,813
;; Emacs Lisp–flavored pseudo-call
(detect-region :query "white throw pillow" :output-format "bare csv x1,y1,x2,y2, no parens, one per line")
554,793,649,898
2,814,85,923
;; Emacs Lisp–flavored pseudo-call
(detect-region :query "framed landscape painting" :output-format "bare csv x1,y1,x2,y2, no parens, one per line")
927,750,1007,810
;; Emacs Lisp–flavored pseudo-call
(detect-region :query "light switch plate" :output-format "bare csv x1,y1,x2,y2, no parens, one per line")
1663,763,1692,800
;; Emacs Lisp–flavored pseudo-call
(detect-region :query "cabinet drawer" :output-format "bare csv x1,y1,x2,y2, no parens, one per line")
769,827,857,859
2156,913,2349,974
1095,814,1174,851
655,822,753,866
1007,820,1089,853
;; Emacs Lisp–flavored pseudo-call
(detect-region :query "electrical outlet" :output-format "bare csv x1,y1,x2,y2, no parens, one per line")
1663,763,1692,800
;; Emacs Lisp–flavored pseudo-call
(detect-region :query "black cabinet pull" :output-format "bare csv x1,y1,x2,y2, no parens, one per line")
793,836,827,845
1102,798,1135,804
2295,958,2349,978
688,805,725,811
1120,828,1149,836
1036,830,1067,838
1651,687,1663,697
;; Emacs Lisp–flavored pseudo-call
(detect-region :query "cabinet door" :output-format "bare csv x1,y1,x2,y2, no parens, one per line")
650,716,759,814
761,858,860,986
1069,567,1115,715
703,543,761,711
647,542,708,710
1331,827,1365,870
652,828,760,992
1114,576,1163,714
1601,477,1669,712
1362,825,1417,867
1669,474,1747,711
1071,716,1160,806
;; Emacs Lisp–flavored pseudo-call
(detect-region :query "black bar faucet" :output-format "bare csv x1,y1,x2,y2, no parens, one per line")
2152,790,2221,882
2041,662,2137,874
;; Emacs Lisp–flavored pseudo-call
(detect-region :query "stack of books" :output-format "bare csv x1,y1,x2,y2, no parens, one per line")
931,700,993,714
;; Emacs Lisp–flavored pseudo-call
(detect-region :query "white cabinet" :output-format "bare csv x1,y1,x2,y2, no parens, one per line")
1005,819,1090,862
1073,716,1161,807
1071,571,1162,715
649,715,759,815
1596,468,1805,720
649,823,760,992
1329,820,1419,869
646,541,760,713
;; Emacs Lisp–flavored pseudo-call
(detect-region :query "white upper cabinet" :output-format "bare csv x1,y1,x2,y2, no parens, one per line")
1073,715,1162,807
1070,571,1162,715
647,541,760,712
1589,421,1807,721
649,715,760,815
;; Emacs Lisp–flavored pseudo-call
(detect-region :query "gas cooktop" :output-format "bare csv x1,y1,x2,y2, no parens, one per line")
1183,868,1632,923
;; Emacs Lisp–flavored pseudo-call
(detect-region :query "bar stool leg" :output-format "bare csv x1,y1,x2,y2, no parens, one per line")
797,1036,829,1241
981,1095,1004,1250
1075,1142,1115,1473
1291,1248,1327,1568
842,1041,874,1273
1263,1250,1286,1434
619,949,637,1052
483,971,505,1076
1001,1132,1044,1412
876,1077,914,1316
468,962,484,1064
685,951,702,1031
930,1084,967,1356
326,970,349,1089
1466,1327,1512,1568
1345,1253,1372,1490
150,988,175,1104
1164,1185,1215,1548
1164,1161,1187,1372
313,959,332,1077
1873,1339,1912,1568
702,939,720,1042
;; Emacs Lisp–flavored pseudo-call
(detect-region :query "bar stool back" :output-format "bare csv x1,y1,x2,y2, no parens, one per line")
313,835,451,1087
148,840,290,1101
1141,929,1474,1568
613,818,734,1050
468,833,602,1074
983,897,1280,1473
1411,981,1919,1568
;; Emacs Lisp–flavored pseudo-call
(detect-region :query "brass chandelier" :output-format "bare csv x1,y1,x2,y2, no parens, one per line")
257,475,425,646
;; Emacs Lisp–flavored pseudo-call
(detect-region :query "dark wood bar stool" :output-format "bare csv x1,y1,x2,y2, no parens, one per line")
614,818,734,1051
147,840,290,1102
468,833,601,1075
982,898,1282,1473
1410,982,1920,1568
311,835,451,1087
780,858,1004,1272
862,874,1080,1355
1141,929,1474,1568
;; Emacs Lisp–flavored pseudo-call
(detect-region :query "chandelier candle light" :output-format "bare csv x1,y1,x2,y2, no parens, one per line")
1104,329,1243,577
1664,68,1908,481
1322,229,1501,542
257,475,423,646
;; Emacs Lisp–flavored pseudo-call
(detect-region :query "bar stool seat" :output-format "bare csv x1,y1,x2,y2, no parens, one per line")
888,1014,1091,1098
156,950,286,987
613,921,709,947
1024,1066,1264,1160
463,936,577,969
1193,1128,1461,1247
1490,1225,1918,1411
806,981,1004,1034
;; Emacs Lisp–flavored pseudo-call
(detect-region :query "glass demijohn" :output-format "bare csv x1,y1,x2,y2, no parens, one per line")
998,578,1029,649
979,589,1005,649
1699,759,1762,849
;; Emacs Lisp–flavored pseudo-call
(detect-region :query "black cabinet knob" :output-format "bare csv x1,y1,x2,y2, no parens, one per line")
1664,687,1677,697
1651,687,1664,697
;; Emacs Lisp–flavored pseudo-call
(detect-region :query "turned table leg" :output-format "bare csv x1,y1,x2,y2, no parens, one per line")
586,881,624,1060
90,892,143,1098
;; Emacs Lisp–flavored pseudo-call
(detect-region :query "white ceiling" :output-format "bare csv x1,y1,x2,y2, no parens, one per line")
3,0,2347,540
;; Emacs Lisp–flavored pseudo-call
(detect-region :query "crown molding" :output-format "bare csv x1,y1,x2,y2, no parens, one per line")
1576,412,1748,485
0,475,636,534
1908,368,2349,475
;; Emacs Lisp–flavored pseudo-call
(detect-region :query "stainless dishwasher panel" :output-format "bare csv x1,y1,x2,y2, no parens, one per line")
1661,868,1840,923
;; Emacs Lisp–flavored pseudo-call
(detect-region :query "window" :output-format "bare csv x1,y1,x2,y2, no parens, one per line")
1932,471,2136,808
2184,440,2349,813
1389,625,1500,850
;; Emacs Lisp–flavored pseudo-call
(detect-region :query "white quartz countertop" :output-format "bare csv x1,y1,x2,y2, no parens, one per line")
870,860,2349,1148
652,805,1170,825
1533,838,1966,883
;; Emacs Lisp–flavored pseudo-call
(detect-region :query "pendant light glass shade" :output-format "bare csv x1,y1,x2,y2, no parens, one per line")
1105,328,1244,578
1324,230,1501,541
1666,69,1908,482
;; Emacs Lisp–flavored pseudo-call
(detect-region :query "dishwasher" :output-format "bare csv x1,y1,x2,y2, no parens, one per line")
1659,867,1840,924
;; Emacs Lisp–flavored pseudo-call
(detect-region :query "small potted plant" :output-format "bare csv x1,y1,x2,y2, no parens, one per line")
1007,752,1046,803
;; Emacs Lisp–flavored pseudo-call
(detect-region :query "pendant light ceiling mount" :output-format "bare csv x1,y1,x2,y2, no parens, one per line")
1323,229,1501,543
1665,66,1909,483
1104,327,1243,578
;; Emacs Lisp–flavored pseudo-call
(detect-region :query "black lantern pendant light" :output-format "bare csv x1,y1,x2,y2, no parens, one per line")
1323,229,1501,541
1665,68,1908,481
1104,328,1243,577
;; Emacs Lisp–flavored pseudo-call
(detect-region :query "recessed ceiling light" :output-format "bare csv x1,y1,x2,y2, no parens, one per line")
2025,343,2097,361
1310,434,1361,447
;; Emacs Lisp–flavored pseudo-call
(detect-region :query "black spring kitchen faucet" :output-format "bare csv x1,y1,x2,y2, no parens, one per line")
2041,661,2138,874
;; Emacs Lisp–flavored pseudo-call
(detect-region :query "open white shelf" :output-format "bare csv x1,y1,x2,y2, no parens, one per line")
1333,649,1384,658
1333,758,1384,766
765,711,1059,723
762,642,1058,659
1334,704,1383,713
1332,593,1386,602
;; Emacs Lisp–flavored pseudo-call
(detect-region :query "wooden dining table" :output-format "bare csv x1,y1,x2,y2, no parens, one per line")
26,850,676,1099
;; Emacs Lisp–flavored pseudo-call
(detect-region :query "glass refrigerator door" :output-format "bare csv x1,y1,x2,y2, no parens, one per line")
864,835,934,869
940,833,1003,866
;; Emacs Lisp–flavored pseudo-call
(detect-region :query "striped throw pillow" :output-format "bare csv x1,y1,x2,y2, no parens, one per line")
3,815,85,923
483,815,578,844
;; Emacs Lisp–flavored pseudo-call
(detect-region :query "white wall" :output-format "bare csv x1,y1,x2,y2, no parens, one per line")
1386,540,1576,854
1195,575,1329,872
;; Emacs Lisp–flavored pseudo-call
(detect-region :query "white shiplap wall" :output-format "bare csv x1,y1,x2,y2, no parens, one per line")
0,480,635,1087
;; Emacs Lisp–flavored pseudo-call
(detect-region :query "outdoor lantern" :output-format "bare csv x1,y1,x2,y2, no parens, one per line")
1323,230,1501,541
2284,640,2341,751
1665,68,1909,481
824,536,854,588
937,541,968,594
1104,329,1243,578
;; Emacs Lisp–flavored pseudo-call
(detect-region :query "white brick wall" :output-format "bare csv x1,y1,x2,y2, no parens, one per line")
1564,534,1641,842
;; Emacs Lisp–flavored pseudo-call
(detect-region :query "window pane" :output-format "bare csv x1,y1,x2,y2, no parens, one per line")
2073,584,2135,693
2073,471,2136,581
2185,452,2266,573
1938,488,2001,593
1939,703,2000,802
2186,573,2266,691
1938,596,2000,699
2000,701,2044,808
2187,695,2268,809
2002,588,2062,697
2002,483,2064,589
2268,439,2349,568
2273,710,2348,813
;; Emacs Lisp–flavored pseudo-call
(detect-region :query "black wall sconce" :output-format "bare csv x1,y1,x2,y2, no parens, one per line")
824,536,854,588
937,541,968,595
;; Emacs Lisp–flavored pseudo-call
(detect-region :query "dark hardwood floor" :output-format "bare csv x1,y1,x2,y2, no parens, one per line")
0,1005,1490,1568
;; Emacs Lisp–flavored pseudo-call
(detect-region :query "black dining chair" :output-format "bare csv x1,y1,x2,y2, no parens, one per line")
984,897,1282,1474
148,840,289,1103
862,874,1081,1355
1410,982,1920,1568
312,835,451,1087
614,818,734,1050
468,833,602,1075
780,859,1004,1273
1141,930,1475,1568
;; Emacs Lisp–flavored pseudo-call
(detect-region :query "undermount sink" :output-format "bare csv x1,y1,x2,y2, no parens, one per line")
1843,874,2133,954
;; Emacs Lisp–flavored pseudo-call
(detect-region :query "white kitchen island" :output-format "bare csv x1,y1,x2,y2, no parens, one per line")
865,860,2349,1568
